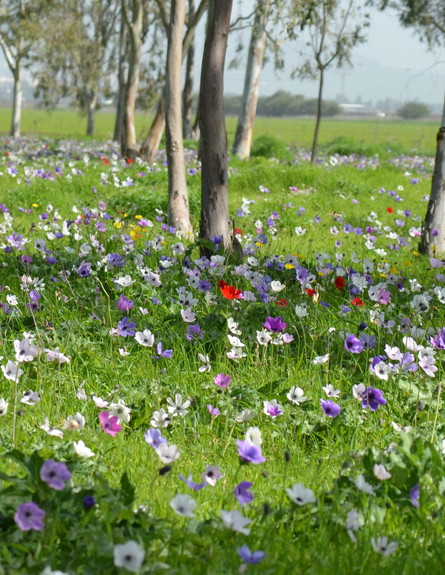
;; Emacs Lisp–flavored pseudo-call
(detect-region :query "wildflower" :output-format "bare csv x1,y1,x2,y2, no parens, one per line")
263,399,283,418
202,465,223,486
207,404,220,416
0,396,8,415
40,459,71,491
322,384,340,398
92,395,109,408
14,501,46,531
362,387,386,411
234,481,253,507
117,317,137,337
237,545,266,564
134,329,155,347
213,373,231,388
245,426,262,446
351,297,364,307
263,316,286,332
181,309,196,323
156,443,180,464
237,440,266,464
220,510,251,535
166,394,190,417
62,412,85,430
373,464,391,480
14,338,38,362
178,473,206,491
256,329,272,345
320,399,341,418
286,386,307,405
44,347,71,364
334,276,346,290
312,353,330,365
113,540,145,573
186,323,204,341
98,411,122,437
1,360,24,381
170,493,197,517
150,408,170,428
286,483,316,505
344,334,364,354
144,428,167,449
354,474,376,495
156,341,173,358
39,418,63,438
410,484,420,508
219,280,243,300
346,509,363,543
370,357,393,381
371,536,398,556
73,440,95,458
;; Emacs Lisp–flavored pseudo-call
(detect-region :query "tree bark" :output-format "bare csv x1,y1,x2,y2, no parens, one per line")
199,0,235,254
11,60,22,138
311,66,324,163
182,0,195,139
86,91,97,136
140,98,165,162
121,0,143,158
113,7,128,142
232,0,269,159
165,0,193,234
419,94,445,256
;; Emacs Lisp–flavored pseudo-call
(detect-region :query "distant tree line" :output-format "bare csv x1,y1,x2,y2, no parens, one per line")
224,90,341,117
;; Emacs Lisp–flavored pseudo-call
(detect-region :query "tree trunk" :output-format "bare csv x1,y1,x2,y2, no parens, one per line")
11,60,22,138
113,8,128,142
140,98,165,162
165,0,192,234
311,66,324,164
232,0,269,159
122,0,143,158
419,95,445,256
182,0,195,139
199,0,235,254
86,91,97,136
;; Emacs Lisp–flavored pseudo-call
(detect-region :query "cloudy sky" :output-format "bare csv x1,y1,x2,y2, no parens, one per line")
220,4,445,108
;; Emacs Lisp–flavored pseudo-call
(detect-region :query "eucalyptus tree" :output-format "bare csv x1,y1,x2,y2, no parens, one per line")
294,0,369,163
0,0,45,137
371,1,445,255
199,0,241,254
232,0,271,159
33,0,118,137
139,0,208,163
164,0,193,234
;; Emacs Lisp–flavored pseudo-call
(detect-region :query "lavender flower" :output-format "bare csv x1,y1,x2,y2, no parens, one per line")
213,373,232,388
320,399,341,418
237,545,266,564
344,334,364,354
40,459,71,490
14,501,46,531
117,316,136,337
237,440,266,464
263,316,286,333
234,481,253,506
178,473,206,491
361,387,386,411
117,294,134,313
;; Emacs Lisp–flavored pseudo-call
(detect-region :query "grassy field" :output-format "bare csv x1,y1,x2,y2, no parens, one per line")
0,133,444,573
0,106,438,156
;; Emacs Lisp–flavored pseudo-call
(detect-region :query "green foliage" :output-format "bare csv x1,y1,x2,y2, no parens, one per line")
397,101,431,120
251,135,293,161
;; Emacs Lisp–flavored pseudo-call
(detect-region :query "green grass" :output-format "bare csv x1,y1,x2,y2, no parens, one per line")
0,136,444,573
0,107,438,156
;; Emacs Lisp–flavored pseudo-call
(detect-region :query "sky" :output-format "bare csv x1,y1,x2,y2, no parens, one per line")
0,3,443,111
220,4,445,109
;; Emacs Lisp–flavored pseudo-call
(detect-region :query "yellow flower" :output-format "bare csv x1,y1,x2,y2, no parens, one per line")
390,266,397,274
32,203,39,208
114,221,122,229
284,263,294,270
412,250,420,256
405,260,412,267
135,215,142,220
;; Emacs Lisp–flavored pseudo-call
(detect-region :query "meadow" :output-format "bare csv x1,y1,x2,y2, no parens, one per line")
0,106,438,156
0,121,444,574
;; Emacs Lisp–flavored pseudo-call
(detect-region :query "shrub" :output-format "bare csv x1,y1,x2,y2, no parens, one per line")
397,101,431,120
251,135,293,161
